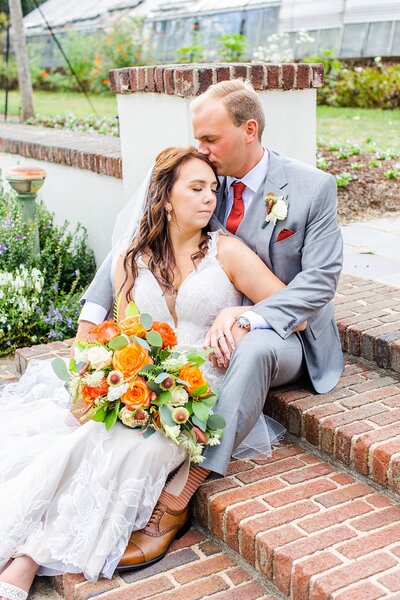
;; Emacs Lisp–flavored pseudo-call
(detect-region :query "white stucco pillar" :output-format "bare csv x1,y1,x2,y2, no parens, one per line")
109,63,324,201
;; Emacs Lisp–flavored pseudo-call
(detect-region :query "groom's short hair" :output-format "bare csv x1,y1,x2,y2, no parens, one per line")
192,79,265,141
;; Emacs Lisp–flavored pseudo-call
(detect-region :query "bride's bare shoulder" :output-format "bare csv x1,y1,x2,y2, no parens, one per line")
216,232,250,258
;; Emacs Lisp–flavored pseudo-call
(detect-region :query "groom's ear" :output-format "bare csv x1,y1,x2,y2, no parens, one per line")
244,119,258,144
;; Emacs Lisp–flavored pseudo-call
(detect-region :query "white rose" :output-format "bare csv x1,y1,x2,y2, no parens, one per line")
107,382,129,401
87,346,113,370
273,198,288,220
74,346,89,364
266,197,288,226
171,387,189,405
84,370,105,387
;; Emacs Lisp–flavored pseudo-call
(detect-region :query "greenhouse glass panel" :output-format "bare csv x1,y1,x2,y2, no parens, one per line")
260,7,280,42
365,21,393,56
295,30,318,59
164,18,192,61
392,21,400,55
243,9,263,56
341,23,368,57
318,28,341,54
151,20,168,62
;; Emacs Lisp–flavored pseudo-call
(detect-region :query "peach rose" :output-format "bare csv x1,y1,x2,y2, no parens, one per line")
81,377,108,405
151,321,177,349
179,365,208,396
119,315,146,338
121,377,151,410
89,320,119,344
112,343,151,378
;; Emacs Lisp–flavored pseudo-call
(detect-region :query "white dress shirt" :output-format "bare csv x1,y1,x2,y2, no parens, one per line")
225,150,270,331
79,150,270,329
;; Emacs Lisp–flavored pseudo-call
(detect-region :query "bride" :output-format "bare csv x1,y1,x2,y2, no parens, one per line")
0,146,296,600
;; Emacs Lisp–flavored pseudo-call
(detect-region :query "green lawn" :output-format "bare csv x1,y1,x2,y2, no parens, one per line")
316,106,400,152
2,90,399,152
2,90,118,118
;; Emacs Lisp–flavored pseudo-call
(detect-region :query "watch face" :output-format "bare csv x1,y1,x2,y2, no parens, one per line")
238,317,250,329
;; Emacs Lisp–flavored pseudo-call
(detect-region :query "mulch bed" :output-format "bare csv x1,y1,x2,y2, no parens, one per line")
318,146,400,224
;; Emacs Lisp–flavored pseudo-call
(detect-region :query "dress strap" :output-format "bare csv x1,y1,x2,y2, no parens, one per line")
206,230,221,258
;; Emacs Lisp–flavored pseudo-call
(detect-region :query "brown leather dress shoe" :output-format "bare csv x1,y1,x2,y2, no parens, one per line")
116,501,191,572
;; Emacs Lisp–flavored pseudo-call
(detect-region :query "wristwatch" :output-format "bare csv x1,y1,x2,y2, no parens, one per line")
236,316,251,332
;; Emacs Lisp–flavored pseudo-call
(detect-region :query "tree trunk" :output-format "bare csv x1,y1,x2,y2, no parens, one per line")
9,0,35,120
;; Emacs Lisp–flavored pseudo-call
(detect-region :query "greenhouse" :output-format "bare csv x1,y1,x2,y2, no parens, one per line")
22,0,400,64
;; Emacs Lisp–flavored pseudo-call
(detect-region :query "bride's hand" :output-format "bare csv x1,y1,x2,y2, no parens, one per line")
204,307,245,368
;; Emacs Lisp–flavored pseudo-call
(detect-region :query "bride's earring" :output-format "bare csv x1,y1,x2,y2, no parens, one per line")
166,210,172,222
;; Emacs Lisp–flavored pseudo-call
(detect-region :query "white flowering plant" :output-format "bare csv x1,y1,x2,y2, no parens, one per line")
0,178,96,354
53,303,226,463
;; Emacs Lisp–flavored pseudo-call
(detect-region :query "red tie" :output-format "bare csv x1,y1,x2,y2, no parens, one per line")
226,181,246,235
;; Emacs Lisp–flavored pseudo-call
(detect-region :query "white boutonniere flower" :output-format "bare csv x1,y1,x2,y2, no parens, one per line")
262,192,288,229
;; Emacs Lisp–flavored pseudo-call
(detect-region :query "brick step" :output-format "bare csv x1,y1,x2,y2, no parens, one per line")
266,357,400,496
335,275,400,374
195,442,400,600
50,526,278,600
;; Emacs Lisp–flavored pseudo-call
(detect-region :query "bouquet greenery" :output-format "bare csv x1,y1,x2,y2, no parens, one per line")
53,303,226,463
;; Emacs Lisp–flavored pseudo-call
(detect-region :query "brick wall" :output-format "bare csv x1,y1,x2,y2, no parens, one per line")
109,63,325,96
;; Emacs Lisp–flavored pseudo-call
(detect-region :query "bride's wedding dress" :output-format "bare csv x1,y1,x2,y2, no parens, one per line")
0,232,284,581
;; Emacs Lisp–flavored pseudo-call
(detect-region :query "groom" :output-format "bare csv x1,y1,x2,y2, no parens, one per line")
77,79,344,569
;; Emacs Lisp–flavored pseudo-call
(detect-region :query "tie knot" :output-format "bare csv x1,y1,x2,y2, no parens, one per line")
232,181,246,200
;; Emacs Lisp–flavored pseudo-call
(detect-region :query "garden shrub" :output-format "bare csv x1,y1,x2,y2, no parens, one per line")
306,52,400,109
0,183,96,355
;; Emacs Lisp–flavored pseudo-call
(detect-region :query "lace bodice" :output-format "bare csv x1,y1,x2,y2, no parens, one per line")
133,231,242,347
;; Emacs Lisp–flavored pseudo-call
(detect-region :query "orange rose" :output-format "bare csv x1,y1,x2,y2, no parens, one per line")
121,377,151,410
179,365,208,396
81,377,108,405
113,343,151,378
119,316,146,338
90,320,119,344
152,321,177,349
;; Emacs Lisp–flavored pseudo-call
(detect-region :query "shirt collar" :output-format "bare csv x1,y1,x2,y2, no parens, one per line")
226,148,269,194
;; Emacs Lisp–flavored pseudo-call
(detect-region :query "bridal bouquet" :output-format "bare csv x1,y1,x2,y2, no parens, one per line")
52,303,225,463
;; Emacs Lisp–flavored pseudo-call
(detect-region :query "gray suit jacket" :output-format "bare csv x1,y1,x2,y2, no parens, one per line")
82,149,344,393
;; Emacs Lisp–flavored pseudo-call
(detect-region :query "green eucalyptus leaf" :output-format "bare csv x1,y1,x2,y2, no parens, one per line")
91,406,107,422
146,330,163,347
192,383,209,397
105,407,118,430
207,413,226,430
192,402,210,423
159,405,175,427
155,372,170,384
52,358,69,382
133,336,151,351
192,415,207,431
202,395,217,408
140,313,153,329
142,427,156,439
69,357,78,373
108,334,129,351
156,391,173,405
125,301,139,317
146,380,162,394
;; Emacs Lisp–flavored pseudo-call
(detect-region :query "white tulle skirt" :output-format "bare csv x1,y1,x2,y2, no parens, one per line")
0,360,186,581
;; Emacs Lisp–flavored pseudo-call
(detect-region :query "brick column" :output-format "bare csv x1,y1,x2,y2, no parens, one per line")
109,63,324,201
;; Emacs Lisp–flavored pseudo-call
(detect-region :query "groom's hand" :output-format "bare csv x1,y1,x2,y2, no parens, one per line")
204,307,245,368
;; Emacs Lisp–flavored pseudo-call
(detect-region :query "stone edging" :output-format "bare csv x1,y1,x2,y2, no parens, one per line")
109,62,325,96
0,123,122,178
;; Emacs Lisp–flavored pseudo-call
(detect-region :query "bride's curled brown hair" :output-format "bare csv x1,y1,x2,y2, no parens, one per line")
119,146,218,303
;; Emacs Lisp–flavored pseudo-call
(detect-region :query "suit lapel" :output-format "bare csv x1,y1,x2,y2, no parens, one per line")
215,177,227,223
238,151,289,271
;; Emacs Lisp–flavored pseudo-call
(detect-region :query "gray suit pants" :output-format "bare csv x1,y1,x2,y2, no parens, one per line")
202,329,303,476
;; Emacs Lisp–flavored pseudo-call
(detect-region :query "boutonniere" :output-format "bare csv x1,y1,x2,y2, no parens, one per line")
262,193,288,229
